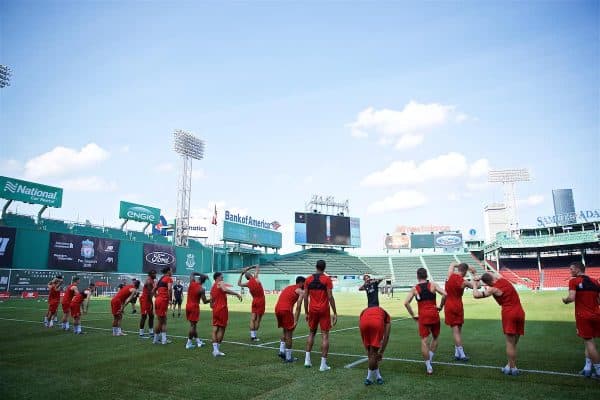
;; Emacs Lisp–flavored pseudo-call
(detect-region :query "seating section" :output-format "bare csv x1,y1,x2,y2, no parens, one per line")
359,256,391,278
421,255,457,283
391,256,423,287
453,253,487,274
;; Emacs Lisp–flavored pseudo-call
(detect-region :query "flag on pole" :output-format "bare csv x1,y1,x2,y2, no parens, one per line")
211,205,217,225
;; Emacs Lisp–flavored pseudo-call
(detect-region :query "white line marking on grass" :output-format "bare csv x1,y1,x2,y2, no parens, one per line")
0,317,583,379
258,317,410,346
344,357,368,369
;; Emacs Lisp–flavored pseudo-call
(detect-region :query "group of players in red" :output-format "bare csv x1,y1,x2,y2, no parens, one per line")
45,258,600,383
45,275,94,335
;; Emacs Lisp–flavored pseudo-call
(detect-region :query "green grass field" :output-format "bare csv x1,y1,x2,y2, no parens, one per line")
1,291,599,399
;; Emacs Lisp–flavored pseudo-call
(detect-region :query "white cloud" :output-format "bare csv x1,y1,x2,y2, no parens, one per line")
0,159,22,175
394,134,424,150
367,190,428,214
455,113,469,123
466,181,491,191
447,193,461,201
348,101,461,149
192,168,206,181
24,143,110,179
119,145,130,153
60,176,117,192
469,158,491,178
154,162,175,173
361,152,468,187
518,194,544,207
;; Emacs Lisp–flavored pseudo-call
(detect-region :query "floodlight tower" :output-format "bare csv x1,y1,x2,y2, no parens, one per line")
0,65,11,88
173,130,205,246
488,169,530,232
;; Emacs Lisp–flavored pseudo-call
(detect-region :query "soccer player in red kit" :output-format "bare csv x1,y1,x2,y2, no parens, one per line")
238,265,265,341
404,267,447,375
473,272,525,376
61,276,80,331
440,262,477,361
70,286,92,335
303,260,338,371
359,305,391,385
153,267,173,344
210,272,242,357
45,275,63,328
275,276,305,362
111,280,139,336
139,269,156,338
562,262,600,377
185,272,210,349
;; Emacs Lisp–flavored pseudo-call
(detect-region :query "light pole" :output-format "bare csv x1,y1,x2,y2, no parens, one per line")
488,169,530,233
0,65,11,88
173,130,205,246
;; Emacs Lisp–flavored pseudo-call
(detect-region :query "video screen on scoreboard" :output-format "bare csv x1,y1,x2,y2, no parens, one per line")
294,212,360,247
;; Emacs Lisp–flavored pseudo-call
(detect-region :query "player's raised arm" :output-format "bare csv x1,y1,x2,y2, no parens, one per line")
447,262,458,279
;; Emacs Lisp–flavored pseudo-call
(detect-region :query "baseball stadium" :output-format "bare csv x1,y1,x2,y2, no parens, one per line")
2,2,600,400
0,175,599,399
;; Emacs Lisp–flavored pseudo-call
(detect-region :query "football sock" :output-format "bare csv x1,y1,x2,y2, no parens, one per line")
153,333,159,343
304,352,311,365
594,363,600,375
161,332,167,344
458,346,466,358
320,357,328,368
367,369,374,380
585,357,592,369
429,351,434,362
279,341,286,353
186,339,192,346
139,329,144,336
425,360,432,370
251,330,256,338
196,338,203,345
213,343,219,352
375,368,382,379
65,322,70,330
454,346,459,358
149,329,154,334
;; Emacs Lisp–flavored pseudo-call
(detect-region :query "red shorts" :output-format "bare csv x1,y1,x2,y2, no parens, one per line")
252,297,266,316
576,316,600,339
276,309,295,330
501,310,525,336
48,301,59,314
70,303,81,319
212,307,228,327
307,309,331,331
140,298,154,316
155,298,169,317
111,298,123,317
61,302,71,314
359,316,385,349
186,305,199,323
444,305,464,327
418,320,440,338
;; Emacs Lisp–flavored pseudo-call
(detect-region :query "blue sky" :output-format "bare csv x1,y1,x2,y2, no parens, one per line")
1,1,598,254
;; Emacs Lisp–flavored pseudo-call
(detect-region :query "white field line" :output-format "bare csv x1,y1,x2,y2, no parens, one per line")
0,316,583,378
258,317,411,347
344,357,368,368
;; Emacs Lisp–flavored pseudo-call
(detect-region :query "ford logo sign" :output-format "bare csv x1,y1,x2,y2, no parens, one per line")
145,251,175,266
435,235,462,246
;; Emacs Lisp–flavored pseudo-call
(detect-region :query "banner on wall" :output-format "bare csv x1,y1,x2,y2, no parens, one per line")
48,233,119,272
0,226,16,268
143,243,176,273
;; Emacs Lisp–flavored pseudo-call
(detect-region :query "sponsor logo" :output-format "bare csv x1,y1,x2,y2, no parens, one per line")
185,254,195,270
0,237,10,256
105,245,114,252
126,206,157,222
145,251,175,266
105,257,114,263
435,235,462,246
3,181,58,200
80,239,95,259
